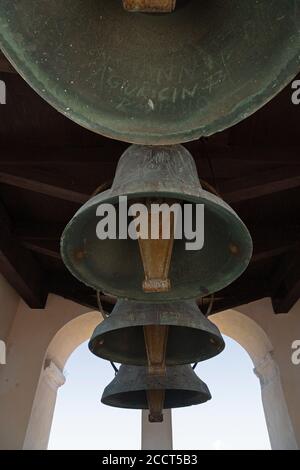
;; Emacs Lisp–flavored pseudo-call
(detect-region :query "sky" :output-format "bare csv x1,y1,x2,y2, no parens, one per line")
48,336,271,450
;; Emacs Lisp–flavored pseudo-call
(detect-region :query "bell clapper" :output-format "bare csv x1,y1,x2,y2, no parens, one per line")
123,0,176,13
147,390,165,423
143,324,169,375
135,198,174,293
144,324,169,421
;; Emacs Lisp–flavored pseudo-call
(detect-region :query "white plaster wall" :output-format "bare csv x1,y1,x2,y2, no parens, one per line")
0,294,95,449
0,273,20,341
237,298,300,448
212,302,299,449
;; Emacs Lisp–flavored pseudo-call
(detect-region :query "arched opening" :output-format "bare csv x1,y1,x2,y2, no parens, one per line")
23,310,103,450
211,309,298,450
173,334,271,450
48,341,140,450
23,305,297,450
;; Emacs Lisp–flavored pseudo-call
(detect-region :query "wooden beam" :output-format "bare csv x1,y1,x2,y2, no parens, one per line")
50,269,268,317
20,240,61,260
272,253,300,314
48,272,114,314
211,291,269,315
0,170,88,204
1,161,299,206
15,220,300,266
2,145,300,166
15,223,66,260
0,203,47,308
0,52,15,74
47,264,271,316
15,222,65,241
273,279,300,314
223,167,300,204
0,145,127,164
208,279,270,315
14,221,285,314
252,223,300,262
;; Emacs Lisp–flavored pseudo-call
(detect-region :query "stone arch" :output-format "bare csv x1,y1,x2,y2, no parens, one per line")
23,309,103,450
46,310,102,371
211,309,273,366
22,302,298,450
210,309,298,450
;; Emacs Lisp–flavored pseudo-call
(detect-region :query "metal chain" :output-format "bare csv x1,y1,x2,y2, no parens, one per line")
96,291,118,376
205,293,215,317
96,291,108,321
110,362,119,376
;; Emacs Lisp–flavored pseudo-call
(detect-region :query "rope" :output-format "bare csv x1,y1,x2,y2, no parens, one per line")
96,291,107,321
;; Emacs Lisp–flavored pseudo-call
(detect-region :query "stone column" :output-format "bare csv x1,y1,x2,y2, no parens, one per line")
0,295,91,450
254,352,298,450
141,409,173,450
23,360,66,450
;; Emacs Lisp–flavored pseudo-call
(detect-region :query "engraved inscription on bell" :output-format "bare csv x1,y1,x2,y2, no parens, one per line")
123,0,176,13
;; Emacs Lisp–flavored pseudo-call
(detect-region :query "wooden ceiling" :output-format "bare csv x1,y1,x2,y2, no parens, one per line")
0,51,300,315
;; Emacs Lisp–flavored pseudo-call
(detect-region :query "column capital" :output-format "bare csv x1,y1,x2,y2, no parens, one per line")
43,360,65,391
254,352,279,388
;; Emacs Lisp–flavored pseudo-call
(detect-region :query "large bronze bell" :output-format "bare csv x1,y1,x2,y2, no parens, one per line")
89,299,225,366
1,1,299,144
61,144,252,301
102,364,211,422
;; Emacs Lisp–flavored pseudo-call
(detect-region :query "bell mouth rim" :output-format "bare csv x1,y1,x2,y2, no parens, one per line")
101,368,212,408
68,185,252,236
88,301,226,365
61,184,254,239
101,390,211,409
101,362,212,409
89,348,224,367
88,329,225,366
1,1,299,144
1,48,299,146
60,186,253,301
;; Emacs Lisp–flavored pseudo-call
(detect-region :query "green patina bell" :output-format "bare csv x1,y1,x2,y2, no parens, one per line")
0,1,299,144
61,144,252,302
89,299,225,366
102,364,211,422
